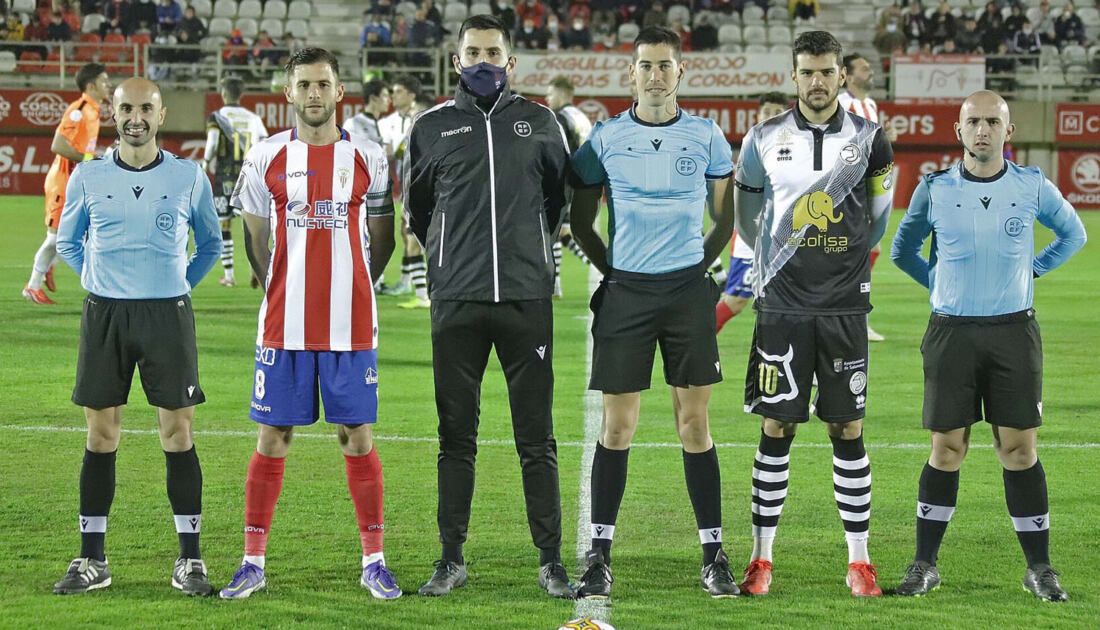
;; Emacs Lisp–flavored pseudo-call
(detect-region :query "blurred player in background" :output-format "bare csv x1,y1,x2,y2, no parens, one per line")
344,78,390,148
891,90,1086,602
203,75,269,287
839,52,896,342
23,63,110,305
715,91,788,334
545,75,592,297
219,47,399,601
735,31,894,598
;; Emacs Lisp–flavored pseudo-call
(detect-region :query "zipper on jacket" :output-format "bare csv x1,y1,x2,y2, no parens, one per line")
438,212,446,267
539,212,548,263
484,91,504,303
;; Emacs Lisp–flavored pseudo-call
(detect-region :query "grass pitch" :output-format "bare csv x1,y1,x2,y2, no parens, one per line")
1,196,1097,629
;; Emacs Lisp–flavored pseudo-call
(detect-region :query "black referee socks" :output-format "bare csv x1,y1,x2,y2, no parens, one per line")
590,441,630,564
1004,460,1051,568
914,463,959,565
79,449,117,561
165,446,203,559
683,446,723,566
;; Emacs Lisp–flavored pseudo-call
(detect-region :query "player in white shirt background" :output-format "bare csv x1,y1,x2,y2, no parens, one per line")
838,53,896,342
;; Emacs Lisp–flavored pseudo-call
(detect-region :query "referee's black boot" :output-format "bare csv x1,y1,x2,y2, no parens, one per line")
576,549,613,599
418,560,467,597
1023,564,1068,602
701,549,739,598
539,562,576,599
896,561,940,597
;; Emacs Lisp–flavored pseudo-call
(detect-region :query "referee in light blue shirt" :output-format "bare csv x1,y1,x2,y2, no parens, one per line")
890,91,1086,602
53,78,220,596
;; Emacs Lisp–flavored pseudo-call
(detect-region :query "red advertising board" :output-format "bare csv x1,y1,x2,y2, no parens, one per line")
0,89,115,133
1054,104,1100,145
0,134,205,194
1058,149,1100,209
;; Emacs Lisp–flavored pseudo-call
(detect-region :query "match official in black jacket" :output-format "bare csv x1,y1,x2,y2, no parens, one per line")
402,14,572,598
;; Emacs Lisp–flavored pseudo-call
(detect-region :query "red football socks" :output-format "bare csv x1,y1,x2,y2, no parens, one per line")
244,451,285,557
716,300,735,333
345,448,385,556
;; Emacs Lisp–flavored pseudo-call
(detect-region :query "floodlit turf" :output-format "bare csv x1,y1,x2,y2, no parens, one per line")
1,195,1097,628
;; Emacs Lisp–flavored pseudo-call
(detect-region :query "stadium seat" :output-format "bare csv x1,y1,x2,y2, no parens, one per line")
872,0,894,7
770,44,792,57
618,22,639,43
766,7,789,23
1064,64,1090,87
745,43,769,53
213,0,238,18
75,39,98,61
947,0,970,9
285,18,308,38
130,32,152,47
716,12,741,26
767,25,791,44
263,0,287,19
720,43,742,53
693,10,718,28
200,34,226,54
470,2,492,16
237,0,262,19
743,5,766,23
260,17,285,37
395,1,418,20
1080,7,1099,26
235,17,258,38
190,0,213,18
287,0,311,20
717,24,741,45
668,4,691,26
82,13,106,33
742,24,767,44
209,16,234,37
11,0,34,14
443,2,468,23
1062,44,1088,65
0,51,16,73
18,50,45,73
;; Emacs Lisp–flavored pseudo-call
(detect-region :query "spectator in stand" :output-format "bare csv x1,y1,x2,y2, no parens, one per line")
251,29,280,69
409,8,439,47
59,1,82,33
1013,18,1042,64
568,0,592,25
421,0,441,26
516,16,549,49
877,3,903,31
927,1,956,46
516,0,547,28
955,16,982,52
986,40,1017,91
1003,4,1026,41
223,28,248,65
903,1,929,46
280,30,303,58
179,5,206,41
874,16,908,56
132,0,158,34
692,11,718,50
360,11,392,48
47,10,72,41
545,13,562,51
642,1,667,28
789,0,820,23
391,13,409,47
372,0,395,21
1034,0,1056,44
174,25,200,63
592,29,615,51
589,0,616,36
671,17,691,50
561,15,591,49
1054,2,1087,48
939,37,958,53
493,0,517,31
7,12,26,40
156,0,181,35
976,1,1004,42
101,0,134,36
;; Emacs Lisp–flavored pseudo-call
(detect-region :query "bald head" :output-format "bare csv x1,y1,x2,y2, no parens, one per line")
956,90,1014,165
115,78,166,148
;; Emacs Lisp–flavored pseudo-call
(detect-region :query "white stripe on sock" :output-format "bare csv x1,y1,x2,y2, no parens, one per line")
753,468,789,483
174,514,202,533
833,455,870,470
916,503,955,522
837,491,872,506
79,515,107,533
833,473,872,489
1011,513,1050,532
755,451,789,466
753,487,787,501
591,524,615,540
699,528,722,544
751,504,783,517
838,509,871,522
751,525,777,538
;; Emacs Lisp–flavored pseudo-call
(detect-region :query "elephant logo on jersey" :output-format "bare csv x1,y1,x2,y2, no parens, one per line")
792,191,842,233
754,345,799,404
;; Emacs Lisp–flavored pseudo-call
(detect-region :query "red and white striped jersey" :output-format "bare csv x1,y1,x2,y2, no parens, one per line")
231,128,394,351
838,91,879,124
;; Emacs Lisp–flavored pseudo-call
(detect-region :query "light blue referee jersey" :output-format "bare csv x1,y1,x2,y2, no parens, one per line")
571,106,734,274
891,161,1087,316
56,150,222,299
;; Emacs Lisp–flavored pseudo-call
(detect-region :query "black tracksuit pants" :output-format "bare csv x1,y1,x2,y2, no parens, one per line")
430,298,562,555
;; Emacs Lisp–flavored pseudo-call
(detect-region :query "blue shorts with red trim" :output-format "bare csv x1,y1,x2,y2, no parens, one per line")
249,345,379,426
723,257,755,298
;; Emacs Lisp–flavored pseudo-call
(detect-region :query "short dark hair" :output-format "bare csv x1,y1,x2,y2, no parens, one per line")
75,63,106,93
459,14,512,50
222,75,244,102
415,91,436,108
634,25,682,60
284,47,340,79
792,31,843,70
841,52,866,74
391,74,421,94
363,78,389,102
758,91,788,107
548,75,575,95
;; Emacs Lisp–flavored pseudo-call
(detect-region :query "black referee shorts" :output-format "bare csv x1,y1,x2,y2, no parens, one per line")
921,309,1042,431
589,263,722,394
73,294,206,410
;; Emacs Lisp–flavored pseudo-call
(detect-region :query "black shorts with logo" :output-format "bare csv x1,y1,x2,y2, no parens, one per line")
921,309,1042,431
589,263,722,394
73,294,206,410
214,175,239,220
744,310,868,423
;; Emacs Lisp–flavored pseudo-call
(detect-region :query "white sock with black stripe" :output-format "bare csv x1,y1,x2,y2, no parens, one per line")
831,434,872,564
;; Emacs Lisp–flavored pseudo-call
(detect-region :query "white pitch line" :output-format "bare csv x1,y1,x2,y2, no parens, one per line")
572,265,612,624
2,424,1099,450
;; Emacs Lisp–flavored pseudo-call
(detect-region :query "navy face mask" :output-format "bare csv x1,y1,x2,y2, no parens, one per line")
459,61,509,98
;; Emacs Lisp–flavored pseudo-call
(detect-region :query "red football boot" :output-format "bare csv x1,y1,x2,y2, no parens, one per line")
847,561,883,597
739,559,772,596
